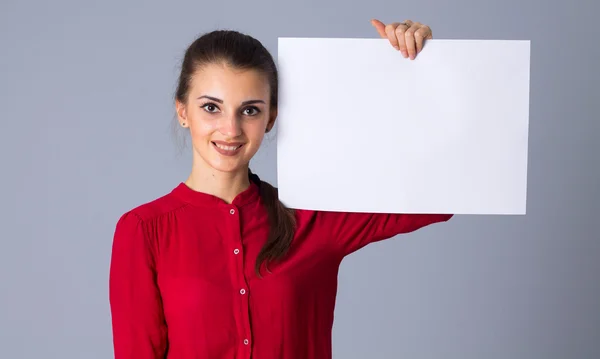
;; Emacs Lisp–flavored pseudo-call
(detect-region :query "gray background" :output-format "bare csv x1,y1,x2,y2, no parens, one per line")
1,0,598,358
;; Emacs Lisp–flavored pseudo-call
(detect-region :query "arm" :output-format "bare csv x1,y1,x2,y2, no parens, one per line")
322,211,453,256
109,212,168,358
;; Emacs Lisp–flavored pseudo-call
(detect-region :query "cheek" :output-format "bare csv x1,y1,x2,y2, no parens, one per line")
190,117,217,139
243,122,267,143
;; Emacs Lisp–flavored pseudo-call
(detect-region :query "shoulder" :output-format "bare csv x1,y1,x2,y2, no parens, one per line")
289,208,341,233
118,186,189,225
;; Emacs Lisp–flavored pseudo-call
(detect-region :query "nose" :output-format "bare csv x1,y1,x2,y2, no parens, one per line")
218,113,242,138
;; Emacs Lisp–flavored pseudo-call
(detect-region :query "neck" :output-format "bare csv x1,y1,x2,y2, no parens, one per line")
185,161,251,204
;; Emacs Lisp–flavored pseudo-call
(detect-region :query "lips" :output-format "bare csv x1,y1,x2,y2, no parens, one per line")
211,141,244,156
214,142,242,151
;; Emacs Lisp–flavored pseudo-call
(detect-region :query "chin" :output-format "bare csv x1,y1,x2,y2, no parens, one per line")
205,154,252,174
211,163,248,173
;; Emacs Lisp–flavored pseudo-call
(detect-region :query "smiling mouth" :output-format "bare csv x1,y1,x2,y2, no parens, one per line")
212,142,243,151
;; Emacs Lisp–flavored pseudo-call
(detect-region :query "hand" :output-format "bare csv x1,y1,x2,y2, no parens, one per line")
371,19,433,60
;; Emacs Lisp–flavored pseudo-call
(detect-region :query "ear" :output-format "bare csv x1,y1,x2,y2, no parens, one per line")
266,107,278,133
176,100,188,126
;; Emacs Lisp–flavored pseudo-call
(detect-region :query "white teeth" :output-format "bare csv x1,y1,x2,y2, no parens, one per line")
215,143,240,151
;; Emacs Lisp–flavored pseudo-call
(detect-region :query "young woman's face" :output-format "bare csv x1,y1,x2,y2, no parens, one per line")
176,63,276,174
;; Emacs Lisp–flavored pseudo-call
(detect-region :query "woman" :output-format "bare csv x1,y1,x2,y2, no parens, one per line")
109,18,453,359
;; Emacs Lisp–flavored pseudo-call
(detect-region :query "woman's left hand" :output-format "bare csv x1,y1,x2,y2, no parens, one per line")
371,19,433,60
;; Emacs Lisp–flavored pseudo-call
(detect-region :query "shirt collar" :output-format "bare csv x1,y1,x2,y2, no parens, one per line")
172,181,260,208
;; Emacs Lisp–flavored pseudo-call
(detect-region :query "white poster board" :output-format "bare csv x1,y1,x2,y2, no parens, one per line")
276,38,530,215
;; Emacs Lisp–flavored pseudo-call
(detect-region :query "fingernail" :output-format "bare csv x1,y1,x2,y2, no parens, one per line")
393,45,399,50
401,50,408,58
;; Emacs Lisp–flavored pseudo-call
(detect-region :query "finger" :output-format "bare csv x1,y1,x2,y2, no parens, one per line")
385,22,403,49
370,19,387,39
394,22,410,57
404,22,421,60
414,25,431,53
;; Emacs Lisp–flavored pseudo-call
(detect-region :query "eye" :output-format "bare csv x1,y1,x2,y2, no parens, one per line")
201,103,220,113
243,106,261,116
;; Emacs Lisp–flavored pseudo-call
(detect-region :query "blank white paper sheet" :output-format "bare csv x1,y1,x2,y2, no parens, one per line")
276,38,530,215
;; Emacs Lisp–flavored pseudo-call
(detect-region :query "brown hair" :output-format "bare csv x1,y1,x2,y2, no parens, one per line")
174,30,296,276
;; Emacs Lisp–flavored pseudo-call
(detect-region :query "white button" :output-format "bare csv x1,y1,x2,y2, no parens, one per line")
243,339,249,345
229,209,235,215
233,248,240,255
240,288,246,295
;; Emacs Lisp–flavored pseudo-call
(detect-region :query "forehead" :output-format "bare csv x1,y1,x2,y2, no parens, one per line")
190,63,270,100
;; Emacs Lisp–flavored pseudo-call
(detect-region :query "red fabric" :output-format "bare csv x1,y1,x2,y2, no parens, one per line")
109,181,453,358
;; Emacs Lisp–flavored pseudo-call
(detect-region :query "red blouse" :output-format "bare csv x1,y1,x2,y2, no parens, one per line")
109,180,452,359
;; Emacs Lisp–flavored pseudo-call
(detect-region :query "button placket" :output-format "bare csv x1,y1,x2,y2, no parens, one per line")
228,205,253,356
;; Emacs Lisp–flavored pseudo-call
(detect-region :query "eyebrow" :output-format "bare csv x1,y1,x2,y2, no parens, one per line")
197,95,266,106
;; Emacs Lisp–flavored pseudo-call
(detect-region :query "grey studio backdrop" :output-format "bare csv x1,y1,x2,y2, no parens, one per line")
1,0,598,358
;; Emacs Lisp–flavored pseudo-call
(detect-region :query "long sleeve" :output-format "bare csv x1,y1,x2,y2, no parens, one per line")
321,211,453,256
109,211,168,358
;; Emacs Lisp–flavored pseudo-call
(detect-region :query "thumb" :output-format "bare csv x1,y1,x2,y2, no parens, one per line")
370,19,387,38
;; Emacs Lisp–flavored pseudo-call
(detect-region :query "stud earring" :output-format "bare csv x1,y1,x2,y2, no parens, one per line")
181,122,187,127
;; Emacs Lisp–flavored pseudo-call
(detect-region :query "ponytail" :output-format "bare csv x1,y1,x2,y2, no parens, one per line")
249,169,296,276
